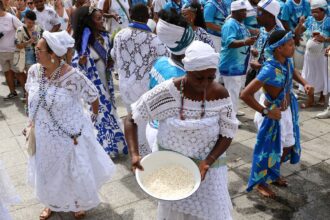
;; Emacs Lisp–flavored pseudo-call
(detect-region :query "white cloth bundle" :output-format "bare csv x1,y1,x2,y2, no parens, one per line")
156,19,194,55
42,31,75,57
182,41,219,71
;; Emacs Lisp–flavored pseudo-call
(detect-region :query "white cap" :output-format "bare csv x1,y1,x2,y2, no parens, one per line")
231,0,248,12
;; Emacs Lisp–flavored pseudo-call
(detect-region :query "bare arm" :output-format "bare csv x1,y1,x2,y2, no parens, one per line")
240,79,281,120
50,23,61,32
205,22,221,33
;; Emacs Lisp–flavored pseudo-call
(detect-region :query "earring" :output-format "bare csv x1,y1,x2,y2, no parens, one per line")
51,58,55,64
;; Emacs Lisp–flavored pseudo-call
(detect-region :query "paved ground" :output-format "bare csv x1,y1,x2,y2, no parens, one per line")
0,73,329,220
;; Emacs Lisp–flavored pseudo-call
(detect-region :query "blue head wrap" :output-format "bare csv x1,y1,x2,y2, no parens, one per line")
267,31,293,51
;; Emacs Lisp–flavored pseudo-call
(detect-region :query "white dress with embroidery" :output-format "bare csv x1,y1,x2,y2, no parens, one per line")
0,161,20,220
131,80,238,220
25,64,116,212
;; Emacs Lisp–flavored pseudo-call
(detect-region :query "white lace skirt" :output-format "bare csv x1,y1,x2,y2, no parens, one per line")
0,161,20,220
27,119,116,212
157,166,232,220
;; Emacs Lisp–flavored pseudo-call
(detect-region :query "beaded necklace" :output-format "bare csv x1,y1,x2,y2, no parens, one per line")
38,60,82,145
179,77,206,120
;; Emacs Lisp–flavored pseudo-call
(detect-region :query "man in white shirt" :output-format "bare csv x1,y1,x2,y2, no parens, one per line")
111,4,168,156
0,0,24,100
152,0,167,20
33,0,60,31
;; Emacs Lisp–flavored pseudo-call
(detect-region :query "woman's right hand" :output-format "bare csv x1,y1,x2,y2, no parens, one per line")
78,55,87,65
267,108,281,120
131,155,144,172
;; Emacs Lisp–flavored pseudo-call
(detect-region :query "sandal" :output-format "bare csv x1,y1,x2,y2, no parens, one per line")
300,102,314,109
39,208,52,220
74,210,86,219
272,177,288,187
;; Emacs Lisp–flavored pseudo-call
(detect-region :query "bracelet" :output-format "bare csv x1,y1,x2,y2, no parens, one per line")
91,113,98,122
207,154,217,163
243,39,246,46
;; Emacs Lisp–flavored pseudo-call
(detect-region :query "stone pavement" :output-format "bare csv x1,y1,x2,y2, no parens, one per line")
0,73,329,220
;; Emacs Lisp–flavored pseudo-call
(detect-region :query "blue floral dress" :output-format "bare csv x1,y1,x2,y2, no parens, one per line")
72,32,128,157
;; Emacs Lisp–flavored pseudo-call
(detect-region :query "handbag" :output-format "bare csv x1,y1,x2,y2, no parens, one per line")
13,23,27,73
25,124,36,156
245,39,269,87
24,65,42,156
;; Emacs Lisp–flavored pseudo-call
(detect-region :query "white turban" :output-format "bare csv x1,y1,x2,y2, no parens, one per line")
156,19,195,55
42,31,75,57
182,41,219,72
311,0,328,10
231,0,247,11
258,0,284,29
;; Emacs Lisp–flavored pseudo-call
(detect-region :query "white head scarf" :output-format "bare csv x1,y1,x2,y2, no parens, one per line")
42,31,75,57
156,18,195,55
258,0,284,29
231,0,248,11
310,0,328,10
182,41,219,72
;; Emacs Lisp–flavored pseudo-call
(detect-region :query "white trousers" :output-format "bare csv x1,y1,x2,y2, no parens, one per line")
222,75,246,116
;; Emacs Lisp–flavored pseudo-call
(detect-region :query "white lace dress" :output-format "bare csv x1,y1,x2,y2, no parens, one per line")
25,64,116,212
131,80,238,220
0,161,20,220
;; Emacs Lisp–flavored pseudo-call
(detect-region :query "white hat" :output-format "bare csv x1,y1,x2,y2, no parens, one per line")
258,0,284,29
310,0,328,10
231,0,248,12
182,41,219,72
42,31,75,57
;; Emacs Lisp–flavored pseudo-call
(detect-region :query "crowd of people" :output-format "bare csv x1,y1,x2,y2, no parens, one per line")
0,0,329,219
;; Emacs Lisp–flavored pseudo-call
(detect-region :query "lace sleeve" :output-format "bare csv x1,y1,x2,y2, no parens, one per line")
25,64,40,93
76,71,99,104
218,99,238,139
60,70,98,104
131,95,152,125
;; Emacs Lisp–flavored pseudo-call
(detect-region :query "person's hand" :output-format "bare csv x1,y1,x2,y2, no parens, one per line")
131,154,144,172
78,55,87,65
251,48,259,57
299,16,305,25
325,47,330,56
245,37,257,46
250,60,262,70
267,108,281,120
199,160,210,181
111,13,120,22
314,34,325,43
250,29,260,37
304,84,314,95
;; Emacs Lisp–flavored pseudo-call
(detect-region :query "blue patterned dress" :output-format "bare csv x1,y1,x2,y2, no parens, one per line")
72,32,128,157
247,58,301,191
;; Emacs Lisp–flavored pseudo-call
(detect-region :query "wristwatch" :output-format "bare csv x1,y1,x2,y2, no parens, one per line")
261,108,269,117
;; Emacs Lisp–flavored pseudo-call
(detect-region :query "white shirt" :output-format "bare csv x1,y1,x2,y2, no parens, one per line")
34,7,60,31
111,27,168,105
153,0,167,13
0,13,23,52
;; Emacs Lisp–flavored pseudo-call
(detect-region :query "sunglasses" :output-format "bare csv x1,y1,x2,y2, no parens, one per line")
27,2,34,4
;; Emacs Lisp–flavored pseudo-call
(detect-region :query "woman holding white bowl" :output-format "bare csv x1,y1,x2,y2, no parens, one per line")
125,40,238,220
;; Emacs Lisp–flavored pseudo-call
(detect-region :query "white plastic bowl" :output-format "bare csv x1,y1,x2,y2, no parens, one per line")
135,150,201,201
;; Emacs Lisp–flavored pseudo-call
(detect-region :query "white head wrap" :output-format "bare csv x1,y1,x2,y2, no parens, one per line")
258,0,284,29
182,41,219,72
156,18,195,55
42,31,75,57
231,0,248,12
310,0,328,10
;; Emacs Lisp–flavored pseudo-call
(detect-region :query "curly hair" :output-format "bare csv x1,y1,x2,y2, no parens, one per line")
190,2,206,29
73,6,100,53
